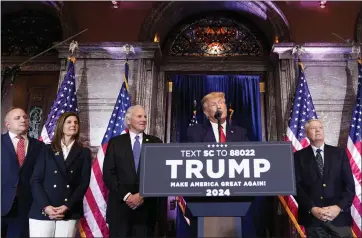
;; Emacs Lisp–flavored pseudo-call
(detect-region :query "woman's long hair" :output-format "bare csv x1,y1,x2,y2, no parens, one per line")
51,112,82,152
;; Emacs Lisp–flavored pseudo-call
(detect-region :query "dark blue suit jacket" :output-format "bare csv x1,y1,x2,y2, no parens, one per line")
294,145,355,227
187,120,249,143
1,132,44,217
29,143,91,220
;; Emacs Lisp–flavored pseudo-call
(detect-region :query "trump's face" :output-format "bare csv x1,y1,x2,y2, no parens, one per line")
203,97,227,123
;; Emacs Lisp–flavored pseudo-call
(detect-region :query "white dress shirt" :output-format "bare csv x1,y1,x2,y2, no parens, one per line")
61,140,75,160
123,131,143,202
9,131,29,155
210,121,226,142
311,143,325,163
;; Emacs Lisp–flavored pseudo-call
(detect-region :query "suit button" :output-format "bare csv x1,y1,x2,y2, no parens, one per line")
64,198,68,202
67,185,70,188
320,196,323,200
53,185,57,188
323,184,326,187
54,170,57,174
13,185,16,188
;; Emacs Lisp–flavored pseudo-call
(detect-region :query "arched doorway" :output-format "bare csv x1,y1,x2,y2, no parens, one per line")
139,2,292,237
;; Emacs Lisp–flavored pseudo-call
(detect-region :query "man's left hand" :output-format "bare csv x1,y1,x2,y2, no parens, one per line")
322,205,341,221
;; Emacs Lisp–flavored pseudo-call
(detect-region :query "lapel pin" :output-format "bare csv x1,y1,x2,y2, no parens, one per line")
146,139,149,142
55,152,60,155
231,131,234,134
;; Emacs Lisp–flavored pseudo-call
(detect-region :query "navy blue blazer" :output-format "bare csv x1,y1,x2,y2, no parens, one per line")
29,143,92,220
187,120,249,142
294,145,355,227
1,133,44,216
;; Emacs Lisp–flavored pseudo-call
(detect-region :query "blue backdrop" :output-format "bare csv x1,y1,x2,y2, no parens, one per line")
171,74,267,238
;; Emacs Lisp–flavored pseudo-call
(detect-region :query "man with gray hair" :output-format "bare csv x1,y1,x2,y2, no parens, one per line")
294,119,355,237
103,105,166,237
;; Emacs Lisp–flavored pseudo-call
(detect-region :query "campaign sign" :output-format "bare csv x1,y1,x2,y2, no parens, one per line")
139,142,296,197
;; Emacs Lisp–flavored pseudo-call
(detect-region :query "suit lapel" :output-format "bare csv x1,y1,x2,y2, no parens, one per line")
65,143,82,168
124,134,137,176
203,121,217,142
226,124,236,142
306,146,323,180
322,145,332,182
3,133,17,165
53,150,70,181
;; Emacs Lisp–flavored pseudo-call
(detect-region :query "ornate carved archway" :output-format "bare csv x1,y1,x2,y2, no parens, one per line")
139,1,290,47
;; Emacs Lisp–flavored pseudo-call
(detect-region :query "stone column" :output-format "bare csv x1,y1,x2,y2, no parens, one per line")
56,42,161,152
272,43,359,146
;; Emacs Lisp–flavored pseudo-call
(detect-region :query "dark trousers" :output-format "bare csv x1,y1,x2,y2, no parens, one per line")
306,223,353,238
1,198,29,238
109,208,155,238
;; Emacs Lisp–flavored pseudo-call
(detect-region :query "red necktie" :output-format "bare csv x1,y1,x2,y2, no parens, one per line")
219,125,226,143
16,136,25,167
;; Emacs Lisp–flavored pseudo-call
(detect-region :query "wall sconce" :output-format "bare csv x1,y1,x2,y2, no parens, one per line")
320,1,327,9
153,33,160,43
111,1,120,9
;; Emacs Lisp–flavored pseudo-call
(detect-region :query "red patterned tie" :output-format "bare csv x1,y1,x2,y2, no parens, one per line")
219,125,226,143
16,136,25,167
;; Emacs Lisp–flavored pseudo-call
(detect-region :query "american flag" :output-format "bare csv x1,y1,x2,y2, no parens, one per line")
79,61,131,237
39,57,78,143
279,62,318,237
346,59,362,238
176,101,199,234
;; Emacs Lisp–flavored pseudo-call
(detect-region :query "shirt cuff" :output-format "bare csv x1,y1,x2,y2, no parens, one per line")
123,192,131,201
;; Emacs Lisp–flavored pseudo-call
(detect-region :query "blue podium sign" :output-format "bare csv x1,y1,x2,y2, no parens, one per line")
139,142,296,197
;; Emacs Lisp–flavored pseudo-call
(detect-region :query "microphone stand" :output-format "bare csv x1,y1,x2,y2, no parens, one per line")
214,109,222,143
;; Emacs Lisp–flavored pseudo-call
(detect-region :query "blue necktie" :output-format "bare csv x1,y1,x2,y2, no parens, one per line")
133,135,141,171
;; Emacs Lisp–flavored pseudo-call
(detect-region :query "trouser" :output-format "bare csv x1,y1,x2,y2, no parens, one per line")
29,219,78,237
306,223,353,238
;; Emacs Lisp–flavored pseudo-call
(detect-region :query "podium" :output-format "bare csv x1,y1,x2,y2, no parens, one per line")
139,142,296,237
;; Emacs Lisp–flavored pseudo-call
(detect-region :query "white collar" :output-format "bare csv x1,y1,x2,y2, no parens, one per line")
311,143,325,153
61,140,75,149
9,131,27,140
210,120,227,129
129,130,143,141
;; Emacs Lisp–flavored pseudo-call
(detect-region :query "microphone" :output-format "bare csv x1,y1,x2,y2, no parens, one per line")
214,109,222,120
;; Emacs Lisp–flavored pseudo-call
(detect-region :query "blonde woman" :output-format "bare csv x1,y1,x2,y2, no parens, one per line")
29,112,91,237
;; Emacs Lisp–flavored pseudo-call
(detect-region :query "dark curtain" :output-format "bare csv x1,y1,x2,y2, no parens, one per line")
171,74,266,238
171,74,262,143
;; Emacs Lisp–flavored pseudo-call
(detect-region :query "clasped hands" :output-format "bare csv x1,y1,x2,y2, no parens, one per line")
44,205,69,220
126,193,144,210
311,205,341,222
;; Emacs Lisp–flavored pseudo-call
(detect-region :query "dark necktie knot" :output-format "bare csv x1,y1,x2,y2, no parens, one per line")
316,148,322,153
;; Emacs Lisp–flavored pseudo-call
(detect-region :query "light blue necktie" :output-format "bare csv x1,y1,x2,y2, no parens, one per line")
133,135,141,171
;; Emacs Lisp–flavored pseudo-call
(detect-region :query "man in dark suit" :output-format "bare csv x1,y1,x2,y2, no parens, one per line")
1,107,44,238
186,92,260,237
295,119,355,238
187,92,248,143
103,105,166,238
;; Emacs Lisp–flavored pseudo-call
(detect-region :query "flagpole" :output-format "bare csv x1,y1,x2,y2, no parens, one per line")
1,29,88,101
